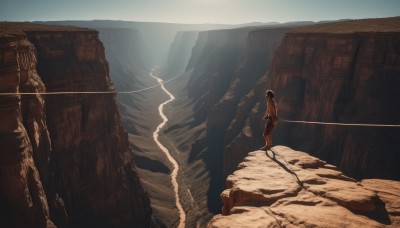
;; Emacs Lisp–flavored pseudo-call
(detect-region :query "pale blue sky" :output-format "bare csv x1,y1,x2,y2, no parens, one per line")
1,0,399,24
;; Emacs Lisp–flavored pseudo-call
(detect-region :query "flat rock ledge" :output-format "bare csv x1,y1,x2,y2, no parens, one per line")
208,146,400,228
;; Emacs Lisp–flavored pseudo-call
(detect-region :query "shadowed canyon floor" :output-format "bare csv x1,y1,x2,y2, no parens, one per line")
149,68,186,228
208,146,400,227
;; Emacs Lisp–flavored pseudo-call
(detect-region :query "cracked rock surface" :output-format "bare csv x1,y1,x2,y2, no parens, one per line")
209,146,400,227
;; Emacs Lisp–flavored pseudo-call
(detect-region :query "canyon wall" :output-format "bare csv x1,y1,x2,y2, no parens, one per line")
165,25,298,225
0,30,55,228
269,18,400,180
97,27,178,227
209,17,400,227
37,21,296,225
220,28,292,176
166,17,399,225
43,20,244,65
208,146,400,227
164,31,199,77
98,27,152,108
0,23,154,227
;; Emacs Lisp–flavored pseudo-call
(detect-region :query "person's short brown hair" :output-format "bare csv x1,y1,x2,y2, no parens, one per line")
266,90,275,98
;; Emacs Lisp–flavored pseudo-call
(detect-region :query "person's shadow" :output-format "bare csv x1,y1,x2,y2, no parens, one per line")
265,148,391,225
265,148,304,188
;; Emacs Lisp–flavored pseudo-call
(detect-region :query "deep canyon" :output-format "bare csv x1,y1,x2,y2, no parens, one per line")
1,17,399,227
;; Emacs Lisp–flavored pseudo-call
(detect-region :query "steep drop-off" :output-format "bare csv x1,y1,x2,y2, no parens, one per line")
0,30,55,228
165,18,400,225
269,17,400,180
39,21,296,226
96,27,180,227
208,146,400,227
98,27,153,109
0,23,154,227
45,22,250,226
164,25,302,225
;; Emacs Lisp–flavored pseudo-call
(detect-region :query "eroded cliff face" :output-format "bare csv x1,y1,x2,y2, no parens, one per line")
269,18,400,179
221,28,291,177
207,18,400,227
208,146,400,227
0,31,55,228
98,27,176,227
165,26,297,224
0,23,153,227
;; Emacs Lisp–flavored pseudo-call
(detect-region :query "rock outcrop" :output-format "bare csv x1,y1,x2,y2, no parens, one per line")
269,17,400,180
208,146,400,227
0,23,154,227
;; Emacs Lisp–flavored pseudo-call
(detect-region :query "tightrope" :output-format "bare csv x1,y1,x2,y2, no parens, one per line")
282,119,400,128
0,72,185,96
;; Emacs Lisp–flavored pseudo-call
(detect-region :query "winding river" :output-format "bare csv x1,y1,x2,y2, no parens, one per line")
149,68,186,228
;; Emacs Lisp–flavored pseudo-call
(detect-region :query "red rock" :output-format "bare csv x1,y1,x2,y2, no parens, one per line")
362,179,400,226
209,207,277,228
269,18,400,180
0,31,55,228
0,23,154,227
209,146,399,227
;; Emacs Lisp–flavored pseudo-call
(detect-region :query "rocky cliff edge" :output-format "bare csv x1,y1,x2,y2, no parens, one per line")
208,146,400,227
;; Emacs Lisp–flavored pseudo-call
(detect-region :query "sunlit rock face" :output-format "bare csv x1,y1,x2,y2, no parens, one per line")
269,18,400,180
208,146,400,228
0,23,154,227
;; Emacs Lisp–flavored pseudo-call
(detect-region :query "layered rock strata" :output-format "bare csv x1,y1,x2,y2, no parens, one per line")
0,30,55,228
208,146,400,227
0,23,153,227
269,17,400,180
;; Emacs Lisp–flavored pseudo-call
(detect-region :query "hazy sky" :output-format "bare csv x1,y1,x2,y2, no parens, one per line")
1,0,399,24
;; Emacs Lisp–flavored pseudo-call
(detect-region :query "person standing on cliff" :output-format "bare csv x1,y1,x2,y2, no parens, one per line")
261,90,278,150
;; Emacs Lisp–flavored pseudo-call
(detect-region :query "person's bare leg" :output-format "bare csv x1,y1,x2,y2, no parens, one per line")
266,135,272,147
260,134,271,151
264,134,267,145
260,133,268,150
